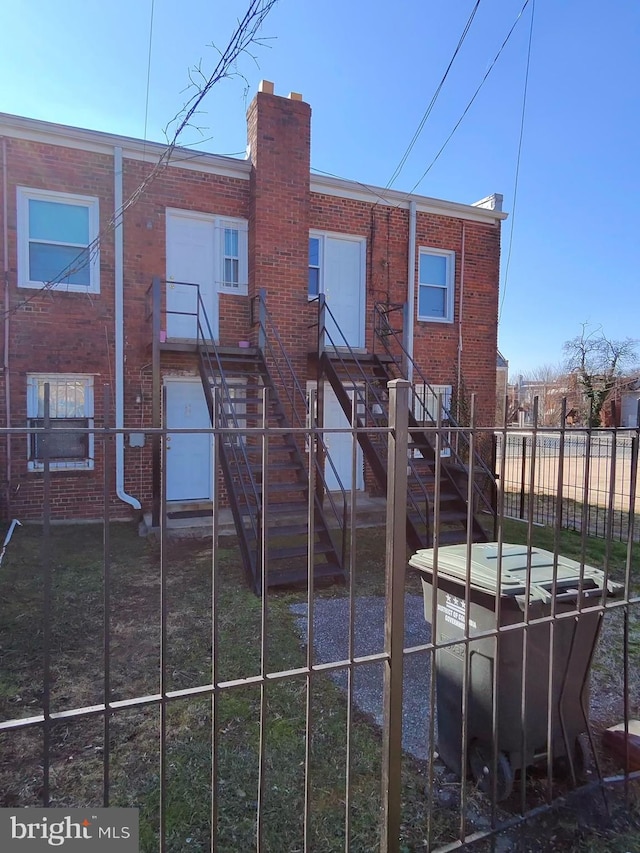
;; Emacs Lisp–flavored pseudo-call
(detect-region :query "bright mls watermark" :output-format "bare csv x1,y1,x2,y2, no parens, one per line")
0,808,138,850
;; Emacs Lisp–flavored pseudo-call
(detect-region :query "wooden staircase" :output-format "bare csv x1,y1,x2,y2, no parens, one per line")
316,297,495,550
195,295,346,593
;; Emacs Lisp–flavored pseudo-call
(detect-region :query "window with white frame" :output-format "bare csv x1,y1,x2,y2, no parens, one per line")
413,384,452,424
27,375,94,470
217,218,248,294
17,188,100,292
417,248,454,323
413,383,452,457
308,236,321,297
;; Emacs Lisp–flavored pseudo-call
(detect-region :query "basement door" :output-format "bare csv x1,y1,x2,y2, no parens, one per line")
165,379,213,502
322,383,364,492
166,209,219,341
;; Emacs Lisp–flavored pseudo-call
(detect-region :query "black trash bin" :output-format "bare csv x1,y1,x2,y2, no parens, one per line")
409,543,621,799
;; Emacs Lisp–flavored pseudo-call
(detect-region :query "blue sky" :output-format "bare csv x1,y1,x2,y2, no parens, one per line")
2,0,638,377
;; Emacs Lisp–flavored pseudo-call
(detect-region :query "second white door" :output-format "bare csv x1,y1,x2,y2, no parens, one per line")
166,210,218,341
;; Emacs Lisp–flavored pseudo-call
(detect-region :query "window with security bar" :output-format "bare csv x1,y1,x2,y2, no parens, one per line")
27,374,94,470
413,383,452,457
218,219,248,293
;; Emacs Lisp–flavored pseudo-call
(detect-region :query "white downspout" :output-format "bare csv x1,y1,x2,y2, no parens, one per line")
114,146,141,511
406,201,417,383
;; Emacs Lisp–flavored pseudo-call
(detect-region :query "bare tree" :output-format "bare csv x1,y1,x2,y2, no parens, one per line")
564,324,638,426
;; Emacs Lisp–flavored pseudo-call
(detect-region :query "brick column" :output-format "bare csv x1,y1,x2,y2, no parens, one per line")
246,81,311,377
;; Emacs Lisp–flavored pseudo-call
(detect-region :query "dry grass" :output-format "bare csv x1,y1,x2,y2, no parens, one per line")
0,519,639,851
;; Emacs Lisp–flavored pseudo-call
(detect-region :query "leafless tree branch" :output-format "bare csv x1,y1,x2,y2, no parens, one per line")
5,0,279,318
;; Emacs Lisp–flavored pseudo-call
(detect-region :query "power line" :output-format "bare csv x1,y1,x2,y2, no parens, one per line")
499,0,536,325
311,166,398,207
142,0,156,151
386,0,482,190
2,0,279,320
407,0,532,197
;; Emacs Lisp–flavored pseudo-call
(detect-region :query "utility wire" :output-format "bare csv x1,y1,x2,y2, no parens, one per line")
386,0,482,190
407,0,531,197
499,0,535,324
142,0,156,153
2,0,279,319
311,166,398,207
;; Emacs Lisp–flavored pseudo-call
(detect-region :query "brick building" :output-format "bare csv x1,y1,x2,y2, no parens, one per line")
0,82,505,585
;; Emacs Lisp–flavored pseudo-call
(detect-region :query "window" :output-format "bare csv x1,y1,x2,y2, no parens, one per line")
17,188,100,293
217,219,248,294
418,248,454,323
413,383,452,457
413,384,452,424
308,237,321,297
27,375,94,470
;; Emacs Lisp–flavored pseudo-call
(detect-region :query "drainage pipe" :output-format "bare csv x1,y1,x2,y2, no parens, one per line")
114,146,141,512
406,200,417,383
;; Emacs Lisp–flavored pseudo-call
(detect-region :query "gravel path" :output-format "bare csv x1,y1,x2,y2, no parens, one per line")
290,595,433,760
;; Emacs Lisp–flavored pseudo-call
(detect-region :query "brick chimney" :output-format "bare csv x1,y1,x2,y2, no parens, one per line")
246,81,311,364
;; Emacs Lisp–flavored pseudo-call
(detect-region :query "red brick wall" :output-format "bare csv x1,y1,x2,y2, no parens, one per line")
0,92,501,521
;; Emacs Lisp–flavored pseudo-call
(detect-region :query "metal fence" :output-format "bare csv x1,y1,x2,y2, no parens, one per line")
496,427,640,542
0,384,638,852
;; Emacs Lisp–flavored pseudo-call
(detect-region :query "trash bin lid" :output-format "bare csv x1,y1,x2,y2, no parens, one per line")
409,543,620,603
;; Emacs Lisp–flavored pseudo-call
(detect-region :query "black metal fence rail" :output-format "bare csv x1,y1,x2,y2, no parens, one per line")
0,387,638,852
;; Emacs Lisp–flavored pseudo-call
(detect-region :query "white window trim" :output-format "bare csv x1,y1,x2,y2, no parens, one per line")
417,246,455,324
308,235,322,300
27,373,95,471
216,216,248,295
308,230,367,304
17,187,100,293
413,383,452,458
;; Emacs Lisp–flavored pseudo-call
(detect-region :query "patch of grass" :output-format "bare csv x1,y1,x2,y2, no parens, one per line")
501,517,636,581
1,520,639,851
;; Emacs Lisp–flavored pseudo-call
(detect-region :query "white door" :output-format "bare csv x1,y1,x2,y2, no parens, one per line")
323,383,364,492
166,210,218,340
165,380,213,501
322,235,365,349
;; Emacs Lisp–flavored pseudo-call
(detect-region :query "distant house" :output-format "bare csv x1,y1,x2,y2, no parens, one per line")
604,376,640,428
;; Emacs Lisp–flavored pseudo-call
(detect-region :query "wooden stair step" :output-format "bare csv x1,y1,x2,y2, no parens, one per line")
249,461,300,472
265,522,317,538
236,487,306,504
267,562,346,588
268,541,336,560
436,529,470,546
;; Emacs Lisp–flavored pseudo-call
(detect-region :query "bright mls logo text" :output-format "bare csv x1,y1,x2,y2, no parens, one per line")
10,814,133,846
0,808,139,850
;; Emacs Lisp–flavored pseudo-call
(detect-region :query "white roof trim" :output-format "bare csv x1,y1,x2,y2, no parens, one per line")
0,112,507,220
310,173,508,223
0,112,251,180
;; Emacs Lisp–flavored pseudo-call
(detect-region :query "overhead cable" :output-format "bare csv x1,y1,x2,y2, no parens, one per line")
386,0,482,190
499,0,536,324
407,0,531,197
